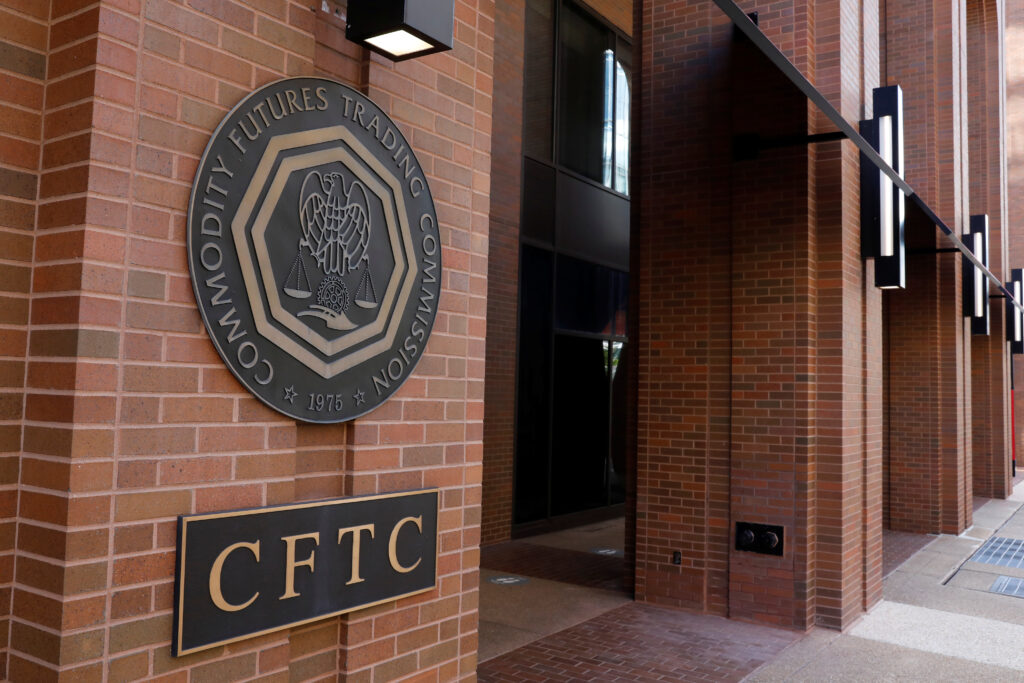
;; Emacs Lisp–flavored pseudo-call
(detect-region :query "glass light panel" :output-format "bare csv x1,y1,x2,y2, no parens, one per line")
365,30,433,57
879,116,894,257
614,60,630,194
601,49,615,187
973,232,984,318
1016,281,1022,343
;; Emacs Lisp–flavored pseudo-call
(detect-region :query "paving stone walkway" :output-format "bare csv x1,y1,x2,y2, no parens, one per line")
478,601,798,682
478,515,954,681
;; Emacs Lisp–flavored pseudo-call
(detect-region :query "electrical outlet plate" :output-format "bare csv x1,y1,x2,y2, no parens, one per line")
735,521,784,556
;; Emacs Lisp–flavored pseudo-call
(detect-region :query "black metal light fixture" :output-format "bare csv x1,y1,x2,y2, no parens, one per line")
860,85,905,289
346,0,455,61
963,214,990,335
1009,269,1024,354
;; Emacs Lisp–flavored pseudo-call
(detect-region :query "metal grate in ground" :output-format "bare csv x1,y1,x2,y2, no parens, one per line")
990,575,1024,598
971,537,1024,569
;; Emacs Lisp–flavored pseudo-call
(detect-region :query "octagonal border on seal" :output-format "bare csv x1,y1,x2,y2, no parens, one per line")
230,127,420,379
250,149,403,348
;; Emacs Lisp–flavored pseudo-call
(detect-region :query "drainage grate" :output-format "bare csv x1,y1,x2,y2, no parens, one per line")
971,537,1024,569
991,575,1024,598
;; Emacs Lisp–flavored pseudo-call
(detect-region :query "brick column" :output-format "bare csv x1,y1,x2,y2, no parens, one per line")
0,1,492,681
967,0,1011,500
633,0,733,618
1006,2,1024,461
634,0,882,631
319,4,494,679
884,0,972,535
0,2,47,677
811,0,885,627
481,0,524,547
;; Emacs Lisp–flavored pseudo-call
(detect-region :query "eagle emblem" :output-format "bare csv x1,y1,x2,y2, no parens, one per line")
284,170,379,330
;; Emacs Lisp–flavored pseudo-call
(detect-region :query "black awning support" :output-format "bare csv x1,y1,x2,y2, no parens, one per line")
734,131,849,161
710,0,1024,315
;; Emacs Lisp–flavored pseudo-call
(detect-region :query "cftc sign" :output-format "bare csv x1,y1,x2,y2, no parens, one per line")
172,490,438,656
187,77,442,422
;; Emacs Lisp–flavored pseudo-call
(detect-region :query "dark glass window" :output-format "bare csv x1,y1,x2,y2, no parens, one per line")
514,246,554,524
513,1,631,529
556,3,630,195
550,335,610,516
555,254,616,335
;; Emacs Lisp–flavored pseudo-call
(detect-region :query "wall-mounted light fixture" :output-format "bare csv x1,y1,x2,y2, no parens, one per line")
346,0,455,61
963,215,990,335
860,85,905,289
1009,269,1024,354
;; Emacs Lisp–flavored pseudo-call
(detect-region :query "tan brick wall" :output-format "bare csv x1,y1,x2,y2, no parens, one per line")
0,0,492,680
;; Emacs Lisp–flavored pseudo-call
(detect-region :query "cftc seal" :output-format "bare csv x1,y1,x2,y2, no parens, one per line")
187,78,442,423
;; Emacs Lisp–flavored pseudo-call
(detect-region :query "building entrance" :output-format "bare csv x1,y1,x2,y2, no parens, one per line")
512,0,632,534
514,247,629,530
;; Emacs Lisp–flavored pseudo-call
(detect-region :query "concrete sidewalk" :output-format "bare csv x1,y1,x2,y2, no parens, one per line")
748,484,1024,682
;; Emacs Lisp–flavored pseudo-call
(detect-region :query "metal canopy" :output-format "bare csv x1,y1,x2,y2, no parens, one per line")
710,0,1024,314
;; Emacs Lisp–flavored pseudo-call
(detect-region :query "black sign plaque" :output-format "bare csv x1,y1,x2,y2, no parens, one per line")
173,490,439,656
187,77,442,422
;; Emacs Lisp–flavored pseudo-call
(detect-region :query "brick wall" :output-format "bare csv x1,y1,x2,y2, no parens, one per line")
1008,0,1024,451
633,0,881,631
0,0,492,680
966,0,1011,500
883,0,972,535
480,0,523,548
0,2,47,676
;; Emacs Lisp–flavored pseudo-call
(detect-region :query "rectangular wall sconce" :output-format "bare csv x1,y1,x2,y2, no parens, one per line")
860,85,905,289
963,214,990,335
346,0,455,61
1009,269,1024,354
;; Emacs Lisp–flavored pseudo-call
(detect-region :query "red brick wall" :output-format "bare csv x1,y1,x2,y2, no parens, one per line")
966,0,1011,500
633,0,882,631
1008,0,1024,452
480,0,524,547
633,0,731,618
883,0,972,535
1,0,492,680
0,2,47,676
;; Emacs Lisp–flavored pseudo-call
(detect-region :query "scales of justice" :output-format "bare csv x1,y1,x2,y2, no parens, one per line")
283,170,379,331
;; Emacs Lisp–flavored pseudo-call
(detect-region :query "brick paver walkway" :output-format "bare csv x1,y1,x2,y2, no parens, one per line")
477,525,936,681
478,601,798,682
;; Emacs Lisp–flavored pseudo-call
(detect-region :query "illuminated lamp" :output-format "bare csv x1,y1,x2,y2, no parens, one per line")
963,215,990,335
860,85,905,289
1009,269,1024,354
346,0,454,61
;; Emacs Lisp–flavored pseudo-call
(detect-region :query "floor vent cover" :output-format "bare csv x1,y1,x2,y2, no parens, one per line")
990,575,1024,598
971,537,1024,569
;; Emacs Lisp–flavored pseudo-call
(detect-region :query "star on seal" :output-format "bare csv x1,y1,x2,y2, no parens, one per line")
283,386,298,403
352,389,366,406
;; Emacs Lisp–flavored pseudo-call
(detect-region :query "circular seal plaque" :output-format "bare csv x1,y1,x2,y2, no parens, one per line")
187,78,442,423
